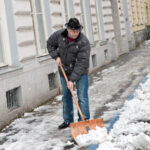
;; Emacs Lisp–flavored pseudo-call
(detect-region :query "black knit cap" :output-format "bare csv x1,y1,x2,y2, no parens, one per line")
65,18,83,31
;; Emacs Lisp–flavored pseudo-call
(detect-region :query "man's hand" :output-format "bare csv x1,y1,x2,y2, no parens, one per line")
67,81,73,91
56,57,62,66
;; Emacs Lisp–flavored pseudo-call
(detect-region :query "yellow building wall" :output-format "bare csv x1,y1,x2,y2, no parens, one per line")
130,0,150,32
147,1,150,25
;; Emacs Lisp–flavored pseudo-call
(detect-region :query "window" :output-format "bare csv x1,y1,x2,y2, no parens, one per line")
30,0,47,56
0,1,7,67
62,0,74,22
92,54,97,67
73,0,86,35
48,73,57,90
50,0,64,32
73,0,94,44
104,49,109,60
89,0,101,42
6,87,21,110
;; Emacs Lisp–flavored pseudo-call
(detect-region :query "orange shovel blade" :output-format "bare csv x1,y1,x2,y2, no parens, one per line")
70,118,104,140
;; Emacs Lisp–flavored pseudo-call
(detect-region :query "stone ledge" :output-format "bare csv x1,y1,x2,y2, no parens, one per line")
0,66,23,76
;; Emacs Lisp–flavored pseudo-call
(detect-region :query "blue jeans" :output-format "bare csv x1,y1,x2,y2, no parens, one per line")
60,74,90,123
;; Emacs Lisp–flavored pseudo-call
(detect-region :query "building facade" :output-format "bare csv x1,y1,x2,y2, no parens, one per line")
0,0,149,129
129,0,150,46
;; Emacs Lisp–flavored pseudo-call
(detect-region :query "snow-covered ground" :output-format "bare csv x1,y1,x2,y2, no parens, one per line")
0,42,150,150
66,73,150,150
98,73,150,149
1,70,150,150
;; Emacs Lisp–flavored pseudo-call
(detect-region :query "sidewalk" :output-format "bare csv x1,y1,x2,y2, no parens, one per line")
0,40,150,150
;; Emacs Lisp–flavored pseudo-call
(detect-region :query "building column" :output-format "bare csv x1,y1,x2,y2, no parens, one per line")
110,0,129,55
122,0,135,50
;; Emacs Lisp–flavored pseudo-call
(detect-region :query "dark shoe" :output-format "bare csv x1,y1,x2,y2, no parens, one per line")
58,122,70,129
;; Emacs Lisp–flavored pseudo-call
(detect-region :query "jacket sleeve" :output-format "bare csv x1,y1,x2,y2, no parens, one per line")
47,31,59,59
69,38,90,82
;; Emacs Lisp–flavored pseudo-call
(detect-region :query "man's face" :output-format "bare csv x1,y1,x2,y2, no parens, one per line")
67,28,80,39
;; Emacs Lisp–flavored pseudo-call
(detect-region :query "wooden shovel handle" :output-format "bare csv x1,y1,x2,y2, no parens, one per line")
60,65,85,121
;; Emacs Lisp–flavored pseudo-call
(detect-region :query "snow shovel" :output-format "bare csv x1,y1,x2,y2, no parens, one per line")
60,65,104,141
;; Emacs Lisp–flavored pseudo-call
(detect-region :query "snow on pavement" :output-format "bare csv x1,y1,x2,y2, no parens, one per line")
74,72,150,149
2,68,148,150
1,42,150,150
71,73,150,149
96,73,150,150
0,101,67,150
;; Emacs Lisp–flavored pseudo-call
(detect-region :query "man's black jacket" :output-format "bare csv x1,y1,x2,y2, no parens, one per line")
47,29,90,82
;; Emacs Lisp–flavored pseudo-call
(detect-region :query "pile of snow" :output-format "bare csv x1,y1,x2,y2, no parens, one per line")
0,71,150,149
97,74,150,149
76,127,110,146
76,74,150,150
97,142,120,150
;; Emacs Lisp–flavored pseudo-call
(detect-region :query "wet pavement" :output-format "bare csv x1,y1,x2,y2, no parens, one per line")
0,40,150,150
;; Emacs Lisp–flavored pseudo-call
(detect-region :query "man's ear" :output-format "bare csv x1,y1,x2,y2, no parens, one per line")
66,28,69,32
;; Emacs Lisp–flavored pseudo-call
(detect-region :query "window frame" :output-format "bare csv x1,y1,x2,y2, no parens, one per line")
61,0,69,22
79,0,94,44
0,0,11,67
95,0,105,41
0,21,5,67
80,0,87,35
30,0,48,57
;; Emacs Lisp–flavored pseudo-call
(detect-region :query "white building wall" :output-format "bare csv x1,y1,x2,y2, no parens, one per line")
12,0,36,61
0,0,133,129
101,0,115,41
89,0,100,42
49,0,64,32
0,0,60,129
122,0,136,50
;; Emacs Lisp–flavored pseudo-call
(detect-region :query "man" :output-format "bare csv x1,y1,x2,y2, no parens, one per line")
47,18,90,129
